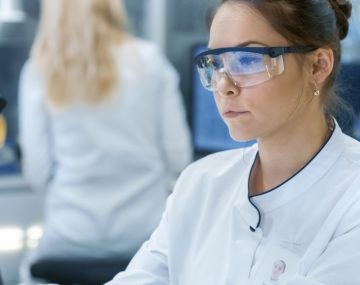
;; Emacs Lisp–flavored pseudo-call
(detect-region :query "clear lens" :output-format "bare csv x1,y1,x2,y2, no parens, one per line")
196,55,223,90
225,51,266,75
196,51,285,91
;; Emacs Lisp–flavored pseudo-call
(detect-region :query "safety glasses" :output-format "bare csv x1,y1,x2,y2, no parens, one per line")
194,46,317,91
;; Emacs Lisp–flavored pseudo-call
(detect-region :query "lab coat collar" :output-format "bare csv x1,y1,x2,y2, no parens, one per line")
233,148,260,232
234,119,345,231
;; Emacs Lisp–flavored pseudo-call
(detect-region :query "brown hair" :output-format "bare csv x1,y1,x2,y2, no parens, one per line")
220,0,352,117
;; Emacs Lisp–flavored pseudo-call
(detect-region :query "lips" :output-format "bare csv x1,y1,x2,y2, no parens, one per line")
222,109,249,118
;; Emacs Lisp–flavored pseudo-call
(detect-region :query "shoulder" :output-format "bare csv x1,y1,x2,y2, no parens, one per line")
130,38,161,56
172,145,257,197
114,38,176,77
340,133,360,170
333,173,360,237
167,145,257,231
19,59,45,101
188,145,257,176
330,132,360,214
117,38,165,63
20,60,43,85
332,133,360,235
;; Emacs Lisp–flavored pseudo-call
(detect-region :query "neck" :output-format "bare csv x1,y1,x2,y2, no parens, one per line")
250,114,332,196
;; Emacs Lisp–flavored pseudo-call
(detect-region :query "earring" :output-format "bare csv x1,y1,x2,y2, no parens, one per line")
313,82,320,96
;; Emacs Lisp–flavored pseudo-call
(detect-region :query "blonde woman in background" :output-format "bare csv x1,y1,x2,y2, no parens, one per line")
18,0,192,283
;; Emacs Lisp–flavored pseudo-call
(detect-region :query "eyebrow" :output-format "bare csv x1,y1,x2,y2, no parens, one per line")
208,40,269,49
236,40,269,47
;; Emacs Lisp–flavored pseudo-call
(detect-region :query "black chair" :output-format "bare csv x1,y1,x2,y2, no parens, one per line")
30,257,130,285
0,269,3,285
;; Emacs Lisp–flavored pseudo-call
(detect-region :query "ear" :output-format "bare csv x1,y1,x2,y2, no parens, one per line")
310,47,334,86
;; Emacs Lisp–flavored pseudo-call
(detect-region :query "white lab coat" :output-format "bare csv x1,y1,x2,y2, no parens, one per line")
107,121,360,285
18,39,192,261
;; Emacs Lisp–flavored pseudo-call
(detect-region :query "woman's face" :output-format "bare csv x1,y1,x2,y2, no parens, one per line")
209,3,314,142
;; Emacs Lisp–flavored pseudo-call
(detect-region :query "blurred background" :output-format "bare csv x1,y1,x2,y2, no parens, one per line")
0,0,359,284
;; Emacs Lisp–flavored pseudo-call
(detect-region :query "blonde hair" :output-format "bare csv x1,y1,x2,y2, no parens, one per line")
31,0,130,108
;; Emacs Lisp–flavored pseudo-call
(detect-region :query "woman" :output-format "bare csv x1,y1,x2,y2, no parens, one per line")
19,0,192,282
107,0,360,284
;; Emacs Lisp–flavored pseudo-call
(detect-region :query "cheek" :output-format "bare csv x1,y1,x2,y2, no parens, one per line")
211,62,306,141
213,92,230,116
248,64,304,119
213,93,221,109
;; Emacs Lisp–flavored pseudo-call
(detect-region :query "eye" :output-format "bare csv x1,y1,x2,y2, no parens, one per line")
227,52,266,74
238,55,262,66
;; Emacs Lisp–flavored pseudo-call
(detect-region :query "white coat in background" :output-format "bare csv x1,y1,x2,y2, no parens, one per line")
18,39,192,264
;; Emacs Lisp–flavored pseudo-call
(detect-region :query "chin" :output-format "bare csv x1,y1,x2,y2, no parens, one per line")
228,128,257,142
224,119,259,142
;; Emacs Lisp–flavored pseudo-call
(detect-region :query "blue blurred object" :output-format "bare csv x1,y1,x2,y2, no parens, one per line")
335,63,360,136
353,115,360,141
0,98,6,113
341,3,360,63
191,44,255,154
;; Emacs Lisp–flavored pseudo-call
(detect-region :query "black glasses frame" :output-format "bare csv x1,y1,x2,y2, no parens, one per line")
195,46,318,65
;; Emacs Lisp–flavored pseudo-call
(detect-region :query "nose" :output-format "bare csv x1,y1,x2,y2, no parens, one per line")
216,71,240,97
